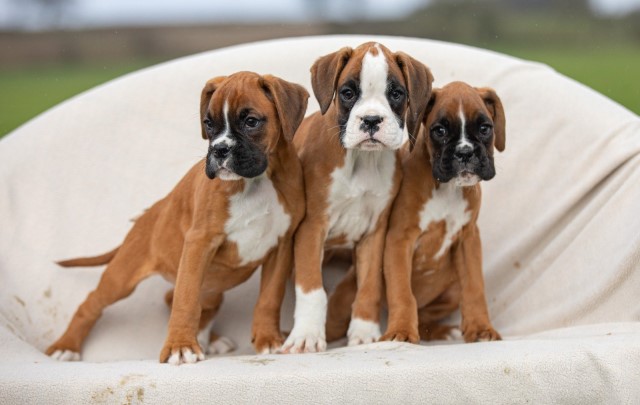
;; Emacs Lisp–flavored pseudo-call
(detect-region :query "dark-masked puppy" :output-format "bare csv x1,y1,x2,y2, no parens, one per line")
46,72,308,364
281,42,433,353
381,81,505,343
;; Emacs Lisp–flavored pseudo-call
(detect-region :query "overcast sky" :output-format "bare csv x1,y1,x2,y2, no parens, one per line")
0,0,639,30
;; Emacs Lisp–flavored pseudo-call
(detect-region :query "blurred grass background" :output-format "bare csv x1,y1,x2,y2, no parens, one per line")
1,0,639,137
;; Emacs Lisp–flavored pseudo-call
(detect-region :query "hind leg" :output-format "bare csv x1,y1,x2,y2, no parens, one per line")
417,284,461,341
46,253,154,360
326,265,357,342
197,292,236,355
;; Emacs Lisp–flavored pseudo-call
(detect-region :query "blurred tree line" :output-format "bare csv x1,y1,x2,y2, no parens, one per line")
331,0,640,49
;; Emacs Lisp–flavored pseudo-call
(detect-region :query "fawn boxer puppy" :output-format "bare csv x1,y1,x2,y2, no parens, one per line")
46,72,308,364
381,81,505,343
281,42,433,353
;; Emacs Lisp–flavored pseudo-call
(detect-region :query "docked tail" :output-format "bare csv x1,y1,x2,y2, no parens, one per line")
56,246,120,267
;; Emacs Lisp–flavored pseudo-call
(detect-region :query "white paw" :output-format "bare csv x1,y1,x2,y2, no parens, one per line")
281,328,327,353
347,318,381,346
281,286,327,354
50,350,81,361
207,336,236,355
197,326,212,350
259,346,278,355
446,327,463,341
168,348,205,366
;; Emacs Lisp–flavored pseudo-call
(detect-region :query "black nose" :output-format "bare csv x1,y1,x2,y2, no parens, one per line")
362,115,383,131
212,143,230,159
454,145,474,162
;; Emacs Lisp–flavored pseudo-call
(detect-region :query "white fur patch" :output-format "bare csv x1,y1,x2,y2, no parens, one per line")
50,349,81,362
326,149,396,247
456,103,473,151
168,348,205,365
343,45,404,150
225,175,291,265
418,181,471,259
211,100,236,149
208,336,236,355
347,318,381,346
281,287,327,353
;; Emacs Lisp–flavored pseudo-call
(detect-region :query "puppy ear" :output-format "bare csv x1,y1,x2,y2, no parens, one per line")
261,75,310,142
395,52,433,151
310,47,353,115
476,87,506,152
200,76,227,140
423,88,439,124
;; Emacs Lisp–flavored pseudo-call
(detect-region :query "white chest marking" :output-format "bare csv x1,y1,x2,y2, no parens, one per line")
224,176,291,265
418,181,471,259
327,149,396,246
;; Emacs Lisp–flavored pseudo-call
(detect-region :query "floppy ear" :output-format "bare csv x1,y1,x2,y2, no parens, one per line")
200,76,227,140
261,75,310,142
423,88,439,124
310,47,353,115
395,52,433,151
476,87,506,152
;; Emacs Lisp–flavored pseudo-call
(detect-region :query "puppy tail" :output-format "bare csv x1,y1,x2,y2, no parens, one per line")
56,246,120,268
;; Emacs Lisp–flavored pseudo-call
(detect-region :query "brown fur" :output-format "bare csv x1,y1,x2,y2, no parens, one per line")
327,82,504,343
46,72,309,362
293,42,432,346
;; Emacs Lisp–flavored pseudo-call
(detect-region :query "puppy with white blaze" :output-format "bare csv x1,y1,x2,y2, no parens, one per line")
329,81,505,344
46,72,309,364
281,42,433,353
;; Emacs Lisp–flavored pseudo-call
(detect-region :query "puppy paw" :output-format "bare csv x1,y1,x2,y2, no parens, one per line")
280,326,326,354
49,349,81,361
160,340,205,365
463,325,501,343
253,331,284,354
380,325,419,343
347,318,381,346
208,336,236,355
419,323,461,341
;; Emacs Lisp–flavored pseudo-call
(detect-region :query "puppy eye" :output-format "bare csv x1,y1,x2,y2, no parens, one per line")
389,88,404,101
340,88,355,101
245,117,260,128
204,118,213,129
479,124,493,137
431,125,447,138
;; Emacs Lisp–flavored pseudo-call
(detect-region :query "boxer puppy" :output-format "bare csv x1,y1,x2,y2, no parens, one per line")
46,72,308,364
281,42,433,353
382,81,505,343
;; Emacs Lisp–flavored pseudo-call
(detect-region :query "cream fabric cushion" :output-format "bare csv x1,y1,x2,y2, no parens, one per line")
1,35,639,403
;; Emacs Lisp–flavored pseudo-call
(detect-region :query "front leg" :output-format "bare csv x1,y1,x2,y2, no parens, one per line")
251,238,292,354
347,222,387,346
281,217,328,353
380,224,421,343
159,231,223,365
454,224,501,342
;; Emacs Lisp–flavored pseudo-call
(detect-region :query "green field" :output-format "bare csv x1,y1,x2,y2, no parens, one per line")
1,47,638,138
0,61,155,138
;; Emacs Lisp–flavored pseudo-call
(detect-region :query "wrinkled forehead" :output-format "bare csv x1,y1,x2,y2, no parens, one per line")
337,43,405,88
433,87,491,123
209,75,274,116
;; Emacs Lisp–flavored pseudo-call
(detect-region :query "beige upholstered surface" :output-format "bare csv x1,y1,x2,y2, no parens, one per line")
1,35,639,403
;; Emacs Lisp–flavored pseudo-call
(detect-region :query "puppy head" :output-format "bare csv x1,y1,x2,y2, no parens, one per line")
423,81,506,187
200,72,308,180
311,42,433,151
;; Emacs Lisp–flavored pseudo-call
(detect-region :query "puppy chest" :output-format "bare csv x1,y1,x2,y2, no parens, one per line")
326,151,396,245
224,177,291,265
417,182,471,260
